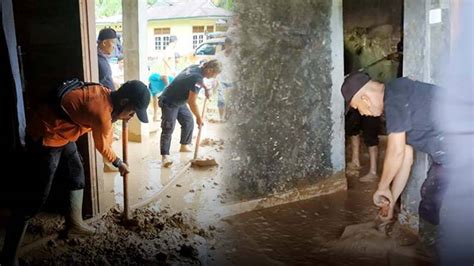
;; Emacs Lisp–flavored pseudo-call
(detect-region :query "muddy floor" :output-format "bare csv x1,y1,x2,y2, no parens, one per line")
21,206,216,265
209,136,433,266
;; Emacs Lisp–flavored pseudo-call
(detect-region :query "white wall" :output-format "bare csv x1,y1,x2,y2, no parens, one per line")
147,19,219,57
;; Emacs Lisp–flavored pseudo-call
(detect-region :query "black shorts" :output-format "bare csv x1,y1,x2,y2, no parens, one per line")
345,109,381,147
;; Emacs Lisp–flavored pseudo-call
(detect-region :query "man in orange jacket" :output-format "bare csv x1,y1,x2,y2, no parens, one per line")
1,80,150,265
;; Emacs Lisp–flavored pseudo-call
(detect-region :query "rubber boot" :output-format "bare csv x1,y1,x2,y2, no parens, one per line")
65,189,95,236
1,215,28,266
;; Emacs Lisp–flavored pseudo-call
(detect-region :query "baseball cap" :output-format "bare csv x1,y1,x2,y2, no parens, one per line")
341,72,370,114
98,28,117,42
118,80,151,123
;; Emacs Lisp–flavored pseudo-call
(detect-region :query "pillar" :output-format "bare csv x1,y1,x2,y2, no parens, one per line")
122,0,149,142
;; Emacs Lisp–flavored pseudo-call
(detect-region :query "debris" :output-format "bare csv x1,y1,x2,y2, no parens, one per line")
200,138,225,147
23,206,214,265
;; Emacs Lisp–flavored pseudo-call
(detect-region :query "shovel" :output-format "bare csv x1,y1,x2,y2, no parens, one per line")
191,97,218,167
122,119,131,220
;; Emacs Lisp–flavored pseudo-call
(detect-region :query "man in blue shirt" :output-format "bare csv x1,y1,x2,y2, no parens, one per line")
159,60,221,167
341,73,446,228
97,28,117,91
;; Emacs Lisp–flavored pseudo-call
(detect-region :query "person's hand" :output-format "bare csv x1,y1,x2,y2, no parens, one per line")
196,117,204,129
373,187,394,220
118,162,130,176
205,89,211,99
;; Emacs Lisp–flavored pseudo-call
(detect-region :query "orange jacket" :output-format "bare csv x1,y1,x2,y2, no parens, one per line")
28,85,117,163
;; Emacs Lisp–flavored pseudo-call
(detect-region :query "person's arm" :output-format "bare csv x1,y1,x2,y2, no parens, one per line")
98,57,107,85
373,132,406,207
380,144,413,220
91,120,129,175
188,90,202,128
161,75,169,86
196,80,211,99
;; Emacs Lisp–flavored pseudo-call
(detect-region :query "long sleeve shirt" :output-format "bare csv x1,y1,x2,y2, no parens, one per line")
28,85,117,163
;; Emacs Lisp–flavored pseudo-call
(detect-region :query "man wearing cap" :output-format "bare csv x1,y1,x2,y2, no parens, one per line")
341,73,446,228
0,80,150,265
97,28,117,91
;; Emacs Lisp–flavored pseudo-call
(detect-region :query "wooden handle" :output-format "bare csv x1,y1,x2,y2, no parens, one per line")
193,98,208,160
122,119,130,220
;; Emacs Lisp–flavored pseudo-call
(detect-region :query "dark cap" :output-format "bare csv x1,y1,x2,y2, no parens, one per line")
118,80,151,123
341,72,370,114
98,28,117,41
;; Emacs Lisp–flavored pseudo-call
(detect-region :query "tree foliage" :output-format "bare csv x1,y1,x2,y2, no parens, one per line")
215,0,233,11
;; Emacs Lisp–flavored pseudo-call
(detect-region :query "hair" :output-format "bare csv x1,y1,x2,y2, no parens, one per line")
202,59,222,74
110,90,126,118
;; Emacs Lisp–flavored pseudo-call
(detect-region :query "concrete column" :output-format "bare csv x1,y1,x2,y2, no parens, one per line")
122,0,149,142
223,0,345,208
400,0,451,231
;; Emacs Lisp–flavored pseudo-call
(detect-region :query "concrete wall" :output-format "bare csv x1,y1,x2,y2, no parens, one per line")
400,0,451,232
223,0,345,203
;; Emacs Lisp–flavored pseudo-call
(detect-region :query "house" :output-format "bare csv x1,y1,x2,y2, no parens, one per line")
96,0,233,58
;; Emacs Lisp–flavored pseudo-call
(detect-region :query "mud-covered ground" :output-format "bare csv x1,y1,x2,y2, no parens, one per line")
22,206,216,265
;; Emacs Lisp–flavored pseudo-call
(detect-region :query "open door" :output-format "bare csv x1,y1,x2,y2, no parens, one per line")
12,0,103,218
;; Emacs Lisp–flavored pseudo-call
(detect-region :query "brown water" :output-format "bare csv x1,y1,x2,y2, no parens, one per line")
209,137,432,265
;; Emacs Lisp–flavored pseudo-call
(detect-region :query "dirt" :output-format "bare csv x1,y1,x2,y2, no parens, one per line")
199,138,224,147
22,206,214,265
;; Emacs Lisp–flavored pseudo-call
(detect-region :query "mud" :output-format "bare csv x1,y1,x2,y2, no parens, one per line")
200,138,224,147
22,206,214,265
208,136,432,265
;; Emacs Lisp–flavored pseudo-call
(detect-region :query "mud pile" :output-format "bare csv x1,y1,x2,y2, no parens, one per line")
23,206,214,265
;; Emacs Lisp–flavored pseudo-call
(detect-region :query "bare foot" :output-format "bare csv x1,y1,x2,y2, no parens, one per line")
359,172,378,182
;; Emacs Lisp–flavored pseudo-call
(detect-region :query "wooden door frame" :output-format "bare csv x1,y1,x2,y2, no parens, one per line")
78,0,104,217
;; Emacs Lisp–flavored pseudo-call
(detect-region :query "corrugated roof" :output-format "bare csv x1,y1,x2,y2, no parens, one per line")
96,0,231,24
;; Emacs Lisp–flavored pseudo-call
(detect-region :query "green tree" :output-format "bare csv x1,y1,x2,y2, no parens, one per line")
95,0,121,18
215,0,233,11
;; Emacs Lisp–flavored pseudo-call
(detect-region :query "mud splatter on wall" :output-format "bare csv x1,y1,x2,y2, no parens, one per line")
223,0,344,201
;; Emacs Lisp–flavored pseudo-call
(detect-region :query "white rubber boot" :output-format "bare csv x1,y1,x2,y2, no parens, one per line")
65,189,95,236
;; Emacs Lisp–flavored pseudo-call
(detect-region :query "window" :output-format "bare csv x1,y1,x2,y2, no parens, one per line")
154,27,171,50
192,25,215,49
192,26,205,49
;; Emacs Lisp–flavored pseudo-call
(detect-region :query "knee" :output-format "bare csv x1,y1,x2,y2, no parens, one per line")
161,119,174,133
183,116,194,129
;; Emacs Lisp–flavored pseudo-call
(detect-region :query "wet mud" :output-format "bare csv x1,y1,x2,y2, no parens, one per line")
22,206,215,265
209,137,432,265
